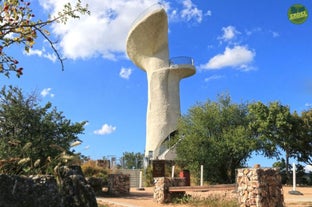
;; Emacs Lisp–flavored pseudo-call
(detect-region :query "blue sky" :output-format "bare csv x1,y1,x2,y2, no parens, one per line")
1,0,312,169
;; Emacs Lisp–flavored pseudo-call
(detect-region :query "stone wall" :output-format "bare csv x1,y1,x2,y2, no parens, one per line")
57,166,98,207
0,166,98,207
87,177,107,195
237,167,284,207
107,174,130,196
154,177,186,203
117,169,141,187
154,167,285,206
0,174,60,207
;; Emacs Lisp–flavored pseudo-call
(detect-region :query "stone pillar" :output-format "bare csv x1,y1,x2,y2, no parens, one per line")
57,165,98,207
236,166,284,207
153,177,186,203
107,174,130,196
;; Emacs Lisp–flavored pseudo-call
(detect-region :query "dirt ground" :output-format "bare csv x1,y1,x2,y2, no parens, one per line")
97,187,189,207
96,186,312,207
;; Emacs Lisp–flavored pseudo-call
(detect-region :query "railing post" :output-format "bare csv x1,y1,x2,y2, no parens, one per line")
200,165,204,186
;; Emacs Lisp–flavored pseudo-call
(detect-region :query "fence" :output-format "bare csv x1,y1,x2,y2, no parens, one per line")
169,56,194,66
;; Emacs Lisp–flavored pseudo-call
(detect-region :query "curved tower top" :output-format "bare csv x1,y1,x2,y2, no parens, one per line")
126,4,169,71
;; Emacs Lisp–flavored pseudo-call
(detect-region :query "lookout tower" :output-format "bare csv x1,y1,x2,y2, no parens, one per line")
126,4,195,161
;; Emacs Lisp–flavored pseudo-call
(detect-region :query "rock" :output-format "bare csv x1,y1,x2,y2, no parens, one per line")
87,177,106,195
57,165,98,207
0,165,98,207
237,167,284,207
0,174,60,207
107,174,130,196
154,177,186,203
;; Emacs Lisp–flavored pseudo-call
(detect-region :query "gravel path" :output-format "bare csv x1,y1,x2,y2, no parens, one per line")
97,186,312,207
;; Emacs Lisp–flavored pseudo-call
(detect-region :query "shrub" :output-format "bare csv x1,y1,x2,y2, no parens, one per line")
81,160,108,182
172,194,239,207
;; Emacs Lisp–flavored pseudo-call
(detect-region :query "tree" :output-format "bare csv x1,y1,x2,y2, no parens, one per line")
121,152,144,169
0,0,89,77
248,101,302,181
0,85,86,175
174,94,256,183
297,108,312,165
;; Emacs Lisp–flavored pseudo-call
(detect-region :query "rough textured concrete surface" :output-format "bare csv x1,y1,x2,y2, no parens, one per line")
126,4,195,159
0,166,98,207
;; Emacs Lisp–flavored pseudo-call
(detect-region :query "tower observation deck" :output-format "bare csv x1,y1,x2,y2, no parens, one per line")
126,4,195,161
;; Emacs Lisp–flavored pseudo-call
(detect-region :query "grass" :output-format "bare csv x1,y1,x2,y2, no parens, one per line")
188,199,239,207
172,194,239,207
97,204,109,207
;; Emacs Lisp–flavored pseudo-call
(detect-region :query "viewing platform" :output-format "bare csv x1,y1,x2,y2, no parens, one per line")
168,56,196,78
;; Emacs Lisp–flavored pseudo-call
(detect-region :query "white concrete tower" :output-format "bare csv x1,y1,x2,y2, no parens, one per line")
126,4,195,160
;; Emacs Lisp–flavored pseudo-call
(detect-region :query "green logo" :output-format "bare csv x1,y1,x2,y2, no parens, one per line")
288,4,308,24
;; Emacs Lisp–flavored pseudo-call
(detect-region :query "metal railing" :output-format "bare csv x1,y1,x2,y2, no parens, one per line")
169,56,194,68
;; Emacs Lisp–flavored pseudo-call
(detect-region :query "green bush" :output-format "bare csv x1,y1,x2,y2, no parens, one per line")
144,164,154,187
81,160,108,182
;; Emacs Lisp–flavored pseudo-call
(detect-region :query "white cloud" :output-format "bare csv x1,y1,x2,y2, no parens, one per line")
305,165,312,172
204,75,224,82
39,0,162,60
245,28,279,38
180,0,203,23
271,31,280,38
94,124,116,135
200,46,255,70
119,67,132,79
37,0,206,61
169,0,204,23
245,27,262,36
218,26,240,42
305,103,312,108
23,47,57,62
205,10,212,16
41,88,55,98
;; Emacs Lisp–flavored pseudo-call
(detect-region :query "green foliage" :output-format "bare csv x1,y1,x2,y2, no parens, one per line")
248,102,300,157
248,101,303,181
144,164,154,187
0,85,86,175
0,0,90,77
174,94,255,183
81,160,108,182
191,197,239,207
97,205,109,207
171,193,192,204
297,109,312,165
120,152,144,169
172,194,239,207
174,94,312,184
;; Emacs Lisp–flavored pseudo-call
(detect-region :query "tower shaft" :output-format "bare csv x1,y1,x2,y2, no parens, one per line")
126,4,196,161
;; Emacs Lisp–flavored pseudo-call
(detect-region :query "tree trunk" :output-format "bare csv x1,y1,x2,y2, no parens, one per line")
285,151,290,184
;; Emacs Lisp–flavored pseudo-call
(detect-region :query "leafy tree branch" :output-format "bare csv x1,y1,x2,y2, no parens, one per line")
0,0,90,77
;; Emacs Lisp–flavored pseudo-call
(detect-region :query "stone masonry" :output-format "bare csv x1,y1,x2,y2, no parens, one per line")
0,166,98,207
237,166,284,207
154,167,285,206
154,177,186,203
107,174,130,196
